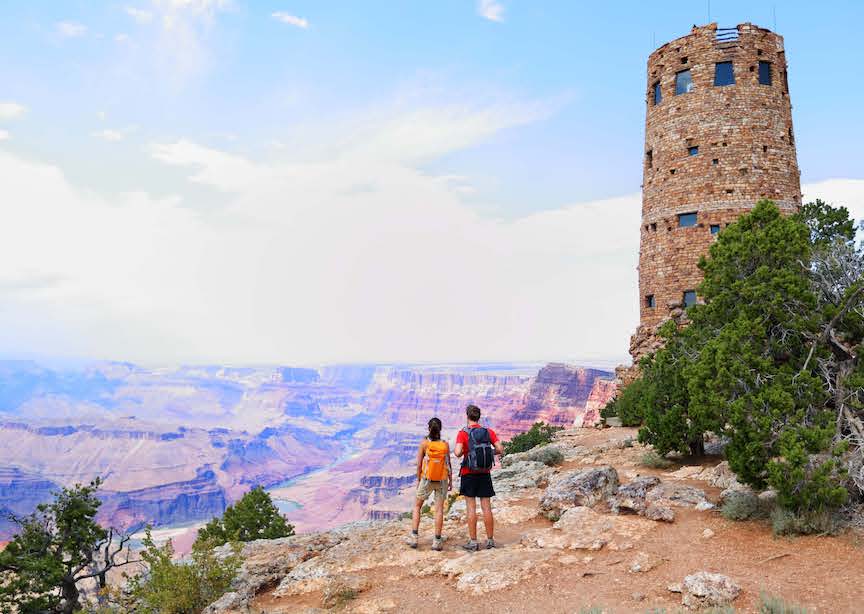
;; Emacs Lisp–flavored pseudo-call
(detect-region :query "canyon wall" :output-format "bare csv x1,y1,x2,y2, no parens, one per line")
0,360,616,538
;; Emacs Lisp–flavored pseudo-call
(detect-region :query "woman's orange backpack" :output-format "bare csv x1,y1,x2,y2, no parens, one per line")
423,440,449,481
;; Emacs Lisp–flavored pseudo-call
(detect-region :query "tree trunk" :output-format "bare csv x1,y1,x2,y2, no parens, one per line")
689,437,705,457
60,577,79,614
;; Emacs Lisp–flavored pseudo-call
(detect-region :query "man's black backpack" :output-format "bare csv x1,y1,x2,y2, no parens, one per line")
463,426,495,471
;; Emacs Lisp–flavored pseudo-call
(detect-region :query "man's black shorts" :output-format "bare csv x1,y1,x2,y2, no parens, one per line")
459,472,495,498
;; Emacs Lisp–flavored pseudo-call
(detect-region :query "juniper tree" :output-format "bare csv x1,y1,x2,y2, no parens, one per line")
0,478,137,614
195,486,293,549
635,200,860,517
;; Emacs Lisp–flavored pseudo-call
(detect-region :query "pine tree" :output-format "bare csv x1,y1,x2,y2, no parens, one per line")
195,486,294,548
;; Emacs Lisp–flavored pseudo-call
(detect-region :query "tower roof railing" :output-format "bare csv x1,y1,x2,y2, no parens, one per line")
715,27,740,43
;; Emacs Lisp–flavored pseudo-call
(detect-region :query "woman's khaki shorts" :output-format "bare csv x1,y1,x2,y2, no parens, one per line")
416,477,447,503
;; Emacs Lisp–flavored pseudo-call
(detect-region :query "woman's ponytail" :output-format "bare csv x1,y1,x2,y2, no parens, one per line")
428,417,442,441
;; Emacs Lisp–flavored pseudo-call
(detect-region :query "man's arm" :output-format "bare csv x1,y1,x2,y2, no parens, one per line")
415,440,425,481
494,440,505,455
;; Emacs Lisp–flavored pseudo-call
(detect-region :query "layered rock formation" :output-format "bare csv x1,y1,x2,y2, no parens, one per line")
510,364,613,432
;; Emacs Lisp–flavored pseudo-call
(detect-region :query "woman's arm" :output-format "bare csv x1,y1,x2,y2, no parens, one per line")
446,442,454,487
415,439,426,481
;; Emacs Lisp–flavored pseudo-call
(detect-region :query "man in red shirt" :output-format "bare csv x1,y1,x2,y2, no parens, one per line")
454,404,505,551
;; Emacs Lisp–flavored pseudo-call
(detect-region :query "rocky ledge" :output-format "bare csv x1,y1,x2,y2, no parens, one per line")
202,428,859,613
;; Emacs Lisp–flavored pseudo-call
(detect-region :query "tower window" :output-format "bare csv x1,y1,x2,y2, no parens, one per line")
652,81,662,105
758,61,772,85
650,222,657,231
714,62,735,86
683,290,697,307
688,146,699,156
678,212,697,227
710,224,721,235
646,149,653,168
645,295,656,308
788,128,794,145
712,158,719,165
675,69,693,95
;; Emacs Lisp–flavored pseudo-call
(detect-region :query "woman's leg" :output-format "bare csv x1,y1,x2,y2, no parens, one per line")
412,496,424,533
434,494,445,537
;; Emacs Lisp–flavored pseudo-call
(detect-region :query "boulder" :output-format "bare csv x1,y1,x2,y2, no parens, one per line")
494,460,555,493
500,445,565,467
681,572,741,609
539,466,619,517
608,476,660,514
646,482,709,508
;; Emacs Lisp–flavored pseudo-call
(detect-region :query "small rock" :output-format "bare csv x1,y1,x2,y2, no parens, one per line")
632,592,646,602
681,571,741,609
701,528,715,539
643,504,675,522
321,574,370,609
628,550,663,573
695,501,715,511
664,465,703,479
667,583,683,593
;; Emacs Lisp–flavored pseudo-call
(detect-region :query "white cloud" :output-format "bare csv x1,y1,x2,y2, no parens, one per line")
478,0,505,22
125,6,154,23
5,97,862,366
271,12,308,29
92,129,126,142
115,33,132,44
0,100,642,365
0,130,9,141
57,21,87,38
0,102,27,121
803,178,864,225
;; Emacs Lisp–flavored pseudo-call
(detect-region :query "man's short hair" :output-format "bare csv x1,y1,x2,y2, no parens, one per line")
466,404,481,422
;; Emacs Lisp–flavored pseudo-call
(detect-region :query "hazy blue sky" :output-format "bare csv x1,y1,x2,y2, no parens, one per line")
0,1,862,366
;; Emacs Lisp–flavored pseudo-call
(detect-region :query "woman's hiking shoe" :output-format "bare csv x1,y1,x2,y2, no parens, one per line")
460,539,479,552
406,532,418,549
431,537,444,551
485,538,496,549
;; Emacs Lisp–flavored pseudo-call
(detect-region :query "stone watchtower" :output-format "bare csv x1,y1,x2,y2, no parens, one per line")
629,22,802,362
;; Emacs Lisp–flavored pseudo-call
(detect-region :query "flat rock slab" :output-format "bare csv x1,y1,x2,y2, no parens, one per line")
521,506,655,551
433,547,556,595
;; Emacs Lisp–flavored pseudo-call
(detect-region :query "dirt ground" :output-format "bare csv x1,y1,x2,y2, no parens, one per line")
252,428,864,613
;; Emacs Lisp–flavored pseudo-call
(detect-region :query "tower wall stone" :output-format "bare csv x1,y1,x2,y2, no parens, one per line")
631,22,801,362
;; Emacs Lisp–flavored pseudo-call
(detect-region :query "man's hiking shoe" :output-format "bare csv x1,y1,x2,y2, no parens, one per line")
461,539,479,552
485,538,496,549
432,537,444,551
406,532,418,549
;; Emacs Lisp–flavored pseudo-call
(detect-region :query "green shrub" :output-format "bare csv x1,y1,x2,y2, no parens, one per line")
639,450,673,469
128,530,240,614
195,486,294,549
720,491,772,521
504,422,563,454
524,445,565,466
759,592,811,613
602,376,647,426
770,507,842,536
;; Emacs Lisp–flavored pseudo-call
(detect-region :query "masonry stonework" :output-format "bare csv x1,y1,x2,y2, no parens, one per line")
630,22,801,363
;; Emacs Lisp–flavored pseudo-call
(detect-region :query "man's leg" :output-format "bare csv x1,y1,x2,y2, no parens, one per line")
479,497,494,540
465,496,478,541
